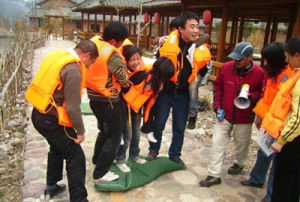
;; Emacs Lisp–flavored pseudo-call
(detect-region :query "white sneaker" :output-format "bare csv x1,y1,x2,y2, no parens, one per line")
120,137,124,145
147,132,157,143
95,171,119,182
116,163,131,173
134,158,147,164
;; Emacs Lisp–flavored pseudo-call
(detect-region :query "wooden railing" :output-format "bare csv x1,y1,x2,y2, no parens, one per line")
0,31,47,130
209,60,223,81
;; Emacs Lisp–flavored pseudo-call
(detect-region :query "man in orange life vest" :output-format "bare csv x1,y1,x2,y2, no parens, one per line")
262,37,300,202
147,12,211,165
26,40,98,201
86,22,130,182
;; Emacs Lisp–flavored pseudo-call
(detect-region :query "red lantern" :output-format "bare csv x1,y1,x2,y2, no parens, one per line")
203,9,212,25
154,12,160,24
144,13,150,24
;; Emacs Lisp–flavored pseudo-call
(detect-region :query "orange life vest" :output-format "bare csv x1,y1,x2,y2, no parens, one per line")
159,30,212,84
87,35,121,97
118,38,134,55
253,65,295,119
122,66,156,122
262,70,300,138
25,49,86,127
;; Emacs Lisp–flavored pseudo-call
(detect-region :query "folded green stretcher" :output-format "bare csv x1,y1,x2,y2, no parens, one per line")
94,156,186,191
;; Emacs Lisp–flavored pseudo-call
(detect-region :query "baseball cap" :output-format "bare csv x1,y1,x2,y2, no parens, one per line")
228,42,253,61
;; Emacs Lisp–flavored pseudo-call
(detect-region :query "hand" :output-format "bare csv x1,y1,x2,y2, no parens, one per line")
159,37,166,46
121,81,133,89
74,134,85,144
255,117,262,129
271,140,283,153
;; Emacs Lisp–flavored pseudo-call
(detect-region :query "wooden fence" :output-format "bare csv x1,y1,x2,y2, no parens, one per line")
0,31,48,131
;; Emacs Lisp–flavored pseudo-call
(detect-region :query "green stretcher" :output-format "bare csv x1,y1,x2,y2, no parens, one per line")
94,156,186,191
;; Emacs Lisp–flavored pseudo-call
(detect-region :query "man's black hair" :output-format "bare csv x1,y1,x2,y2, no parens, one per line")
102,21,129,42
285,37,300,56
75,40,99,59
178,12,199,29
169,16,182,30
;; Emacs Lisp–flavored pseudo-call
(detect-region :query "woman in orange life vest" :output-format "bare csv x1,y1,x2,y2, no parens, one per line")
116,49,174,173
240,42,294,202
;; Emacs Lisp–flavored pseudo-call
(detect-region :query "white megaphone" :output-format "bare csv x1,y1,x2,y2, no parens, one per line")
234,84,250,109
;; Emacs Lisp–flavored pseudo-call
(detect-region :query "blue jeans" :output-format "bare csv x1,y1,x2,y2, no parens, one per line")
188,74,202,118
116,109,142,163
249,149,275,201
149,92,190,158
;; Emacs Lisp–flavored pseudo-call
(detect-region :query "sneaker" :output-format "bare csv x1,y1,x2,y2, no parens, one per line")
44,184,66,198
228,163,244,175
147,132,157,143
169,157,185,166
187,116,196,129
133,158,147,164
116,163,131,173
199,176,221,187
241,180,263,188
94,171,119,182
146,151,158,161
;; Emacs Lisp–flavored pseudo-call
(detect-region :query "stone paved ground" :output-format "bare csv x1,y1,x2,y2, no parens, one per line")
22,39,267,202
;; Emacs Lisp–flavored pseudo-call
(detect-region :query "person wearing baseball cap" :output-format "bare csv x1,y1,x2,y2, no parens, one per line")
199,41,265,187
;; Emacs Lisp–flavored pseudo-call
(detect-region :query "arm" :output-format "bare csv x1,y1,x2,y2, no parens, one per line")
60,63,85,143
278,79,300,146
213,65,224,110
249,69,265,105
107,53,129,87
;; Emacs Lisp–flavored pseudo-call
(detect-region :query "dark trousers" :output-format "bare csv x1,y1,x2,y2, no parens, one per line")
149,92,190,158
272,136,300,202
90,100,122,179
31,109,88,202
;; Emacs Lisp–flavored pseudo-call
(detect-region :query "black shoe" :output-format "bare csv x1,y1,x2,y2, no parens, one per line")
261,197,271,202
146,151,158,161
228,163,244,175
199,176,221,187
169,157,185,166
44,184,66,198
241,180,263,188
187,116,196,129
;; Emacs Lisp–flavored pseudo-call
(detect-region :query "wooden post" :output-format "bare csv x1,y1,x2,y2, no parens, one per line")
292,2,300,37
270,19,278,42
94,13,97,32
123,15,125,22
62,17,64,39
81,12,84,31
134,15,137,35
216,6,228,62
208,18,213,37
161,16,165,35
110,12,113,21
129,15,132,35
229,18,237,47
238,17,244,42
119,14,121,21
87,13,90,32
264,16,271,47
181,0,187,13
286,21,294,41
166,16,170,34
149,15,153,37
102,13,106,32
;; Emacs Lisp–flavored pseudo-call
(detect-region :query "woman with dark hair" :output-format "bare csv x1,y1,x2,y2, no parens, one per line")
116,45,174,173
240,42,294,202
263,37,300,202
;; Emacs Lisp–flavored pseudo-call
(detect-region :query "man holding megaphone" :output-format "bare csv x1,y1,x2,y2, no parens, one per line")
200,42,265,187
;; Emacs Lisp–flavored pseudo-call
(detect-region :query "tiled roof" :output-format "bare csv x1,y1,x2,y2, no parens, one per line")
74,0,181,10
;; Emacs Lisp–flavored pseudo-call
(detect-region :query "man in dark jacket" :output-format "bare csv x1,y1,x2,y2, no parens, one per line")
199,42,265,187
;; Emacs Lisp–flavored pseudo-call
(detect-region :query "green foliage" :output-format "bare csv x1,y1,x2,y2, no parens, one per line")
0,189,6,198
243,22,254,39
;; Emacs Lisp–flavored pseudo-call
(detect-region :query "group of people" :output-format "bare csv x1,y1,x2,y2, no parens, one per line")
25,10,299,202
